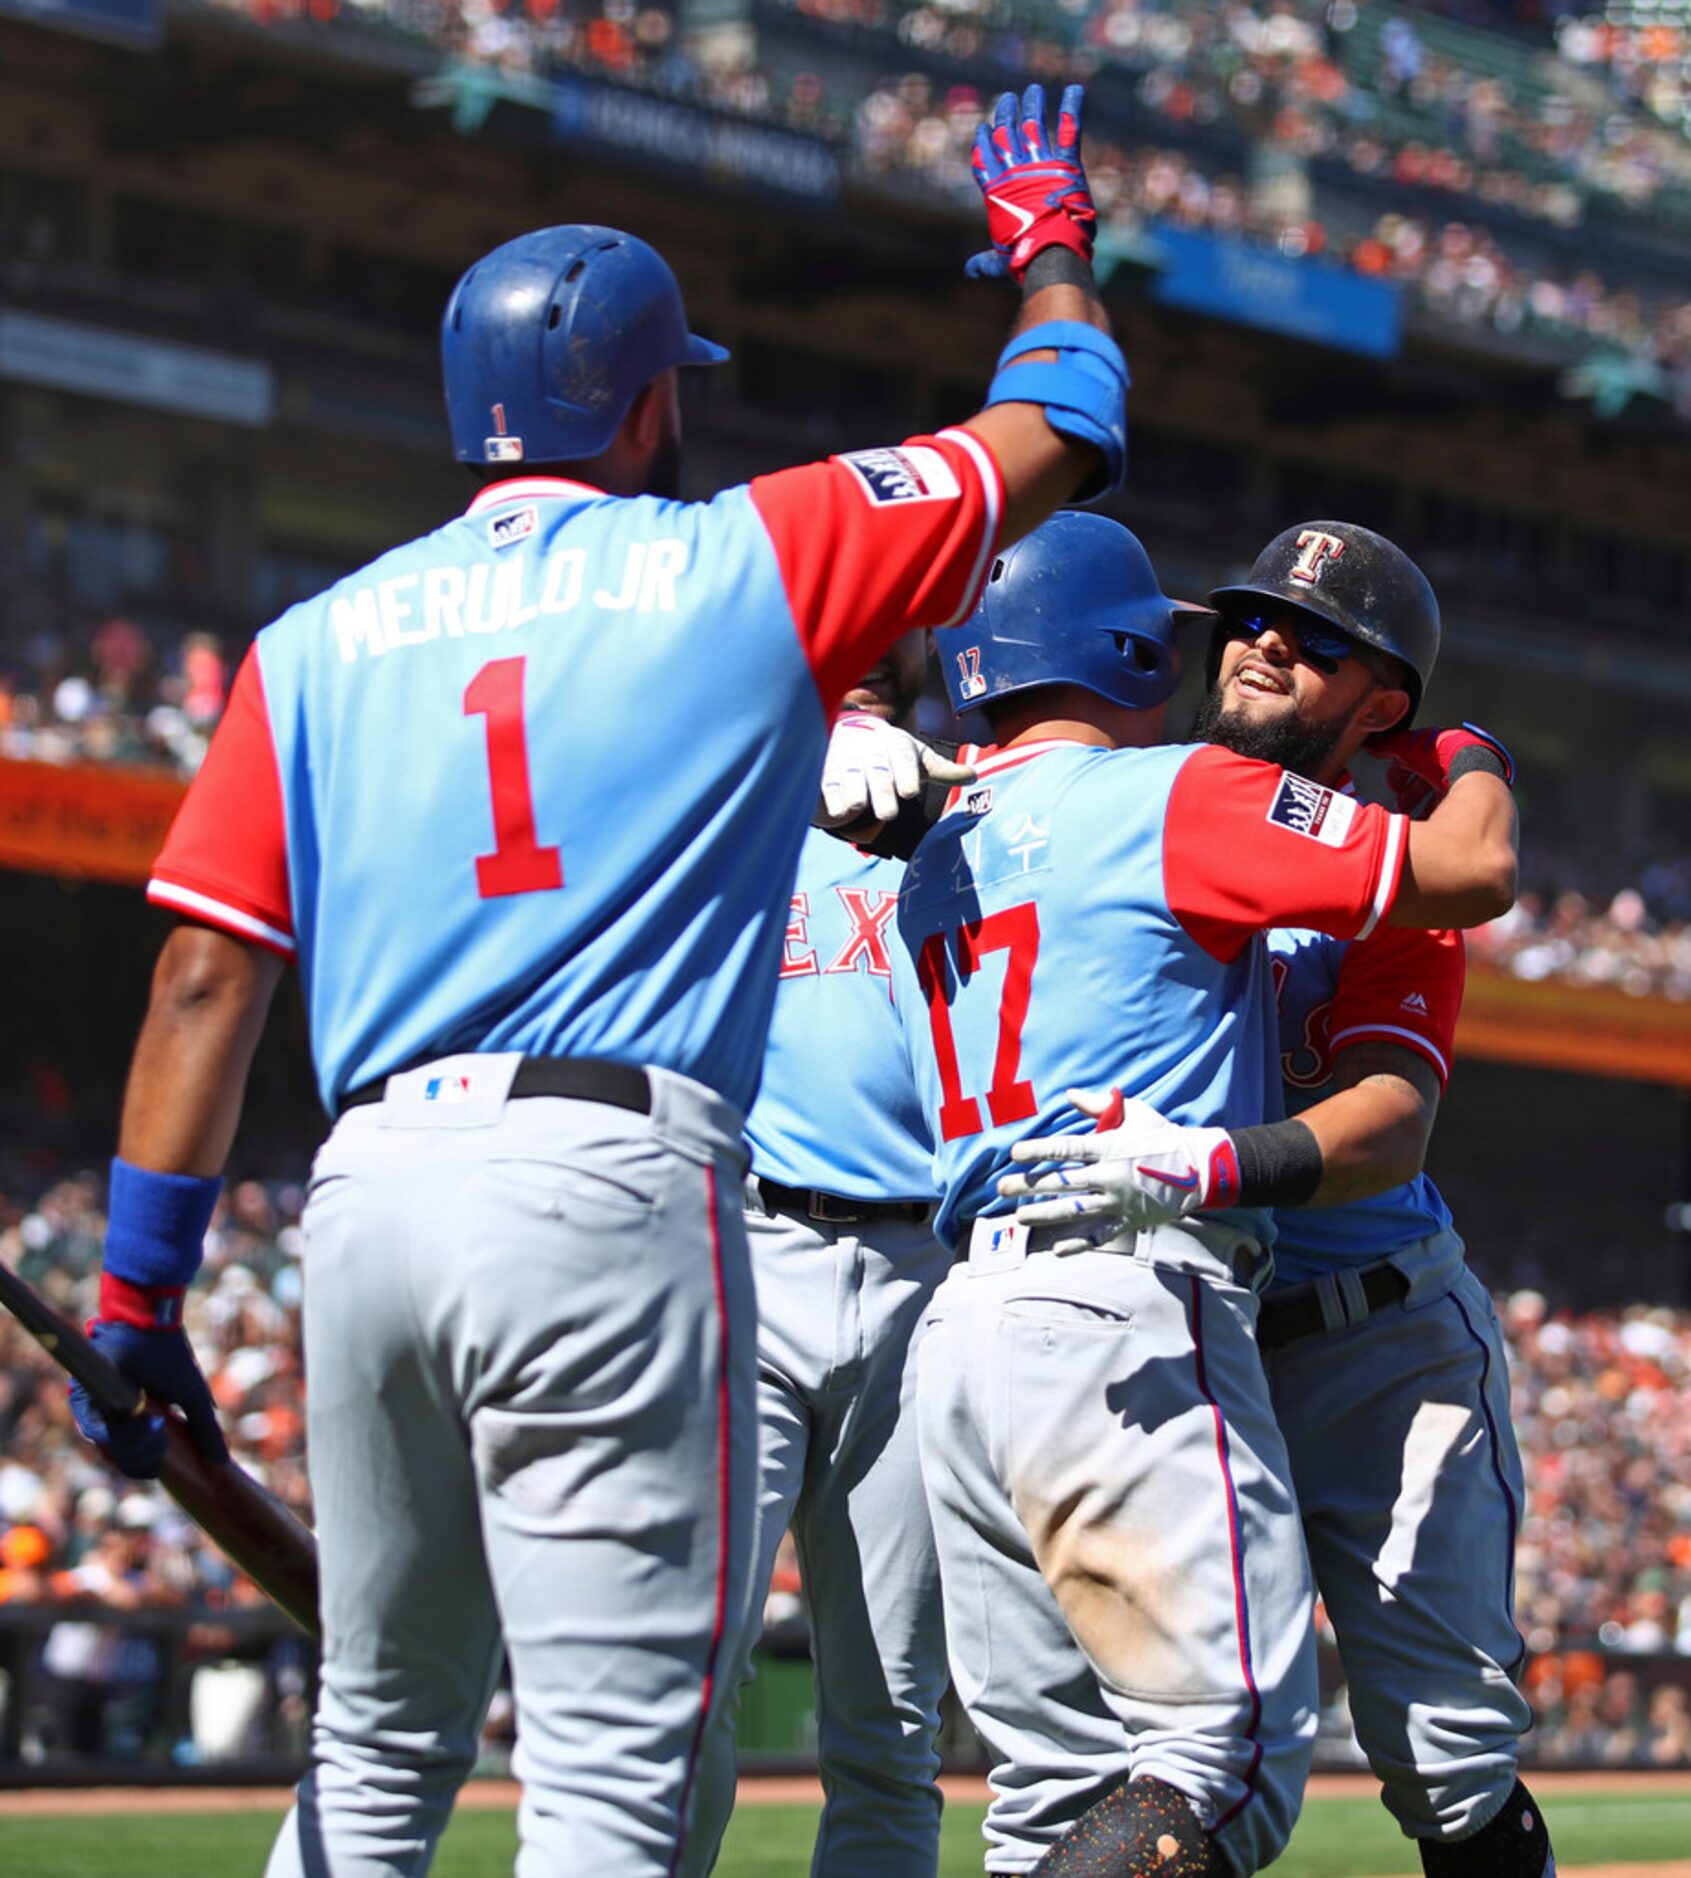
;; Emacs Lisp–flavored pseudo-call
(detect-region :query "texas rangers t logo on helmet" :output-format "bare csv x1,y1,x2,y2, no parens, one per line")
1289,530,1346,584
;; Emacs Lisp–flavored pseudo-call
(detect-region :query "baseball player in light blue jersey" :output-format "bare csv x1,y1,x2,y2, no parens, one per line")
67,84,1132,1876
687,633,966,1878
895,514,1518,1877
1010,524,1552,1878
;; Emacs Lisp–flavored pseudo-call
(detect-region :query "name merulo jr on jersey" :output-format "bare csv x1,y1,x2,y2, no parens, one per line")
330,538,691,662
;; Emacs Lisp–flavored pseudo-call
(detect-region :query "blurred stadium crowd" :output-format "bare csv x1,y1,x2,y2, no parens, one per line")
0,1170,311,1765
176,0,1691,393
2,1163,1691,1766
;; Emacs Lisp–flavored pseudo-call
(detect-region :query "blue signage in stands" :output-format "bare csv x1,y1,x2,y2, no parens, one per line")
0,0,160,47
1147,224,1403,360
550,74,841,204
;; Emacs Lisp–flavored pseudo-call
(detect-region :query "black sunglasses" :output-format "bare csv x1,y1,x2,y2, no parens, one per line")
1224,611,1359,676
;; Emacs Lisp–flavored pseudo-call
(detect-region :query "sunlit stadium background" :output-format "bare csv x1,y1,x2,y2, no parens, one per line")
0,0,1689,1794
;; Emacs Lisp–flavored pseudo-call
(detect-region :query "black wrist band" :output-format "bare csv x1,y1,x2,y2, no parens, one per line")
1229,1119,1323,1208
1022,247,1095,295
1447,745,1510,785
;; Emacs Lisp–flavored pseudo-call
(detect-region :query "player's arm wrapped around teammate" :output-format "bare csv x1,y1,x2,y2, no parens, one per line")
969,84,1128,497
69,1159,229,1479
815,715,973,850
1367,720,1514,820
999,1088,1323,1232
818,714,973,829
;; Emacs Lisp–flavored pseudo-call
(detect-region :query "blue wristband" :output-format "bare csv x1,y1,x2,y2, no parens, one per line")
104,1158,221,1289
987,320,1129,496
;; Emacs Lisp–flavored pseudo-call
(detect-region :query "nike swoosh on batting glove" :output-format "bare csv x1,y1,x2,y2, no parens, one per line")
998,1087,1240,1231
966,83,1097,283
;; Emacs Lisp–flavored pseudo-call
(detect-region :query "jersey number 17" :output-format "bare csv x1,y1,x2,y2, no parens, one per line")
916,903,1041,1142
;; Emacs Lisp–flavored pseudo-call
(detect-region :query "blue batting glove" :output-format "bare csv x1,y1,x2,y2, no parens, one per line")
69,1369,171,1479
68,1279,230,1479
966,83,1097,284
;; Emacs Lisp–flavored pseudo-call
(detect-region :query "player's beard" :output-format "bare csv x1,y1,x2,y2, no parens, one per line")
1190,683,1352,780
642,431,683,501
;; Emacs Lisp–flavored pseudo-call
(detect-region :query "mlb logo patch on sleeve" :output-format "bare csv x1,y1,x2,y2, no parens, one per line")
841,446,962,507
1267,773,1358,847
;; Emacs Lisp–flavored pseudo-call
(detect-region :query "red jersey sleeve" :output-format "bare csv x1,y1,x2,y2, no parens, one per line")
147,646,294,959
750,428,1004,714
1329,923,1464,1087
1164,746,1408,962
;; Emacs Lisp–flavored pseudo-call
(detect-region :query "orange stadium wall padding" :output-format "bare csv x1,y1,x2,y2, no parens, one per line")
0,757,184,886
1457,961,1691,1090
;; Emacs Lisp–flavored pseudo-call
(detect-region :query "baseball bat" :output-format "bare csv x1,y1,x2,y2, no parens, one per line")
0,1256,320,1638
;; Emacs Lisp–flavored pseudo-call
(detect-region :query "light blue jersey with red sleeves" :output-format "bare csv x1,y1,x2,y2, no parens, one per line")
1266,921,1464,1285
745,830,934,1203
893,740,1411,1251
146,433,1003,1116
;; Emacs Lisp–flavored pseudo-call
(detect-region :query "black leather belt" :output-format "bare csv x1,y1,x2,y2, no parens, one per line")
755,1178,931,1227
1258,1262,1409,1351
339,1056,651,1120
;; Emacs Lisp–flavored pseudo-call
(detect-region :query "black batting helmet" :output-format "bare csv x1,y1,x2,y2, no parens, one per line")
1206,521,1440,722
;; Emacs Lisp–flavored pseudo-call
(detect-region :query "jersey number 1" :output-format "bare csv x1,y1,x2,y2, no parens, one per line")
917,903,1040,1141
464,657,563,898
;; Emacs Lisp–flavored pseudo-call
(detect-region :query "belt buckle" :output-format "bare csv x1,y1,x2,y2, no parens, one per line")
809,1192,867,1225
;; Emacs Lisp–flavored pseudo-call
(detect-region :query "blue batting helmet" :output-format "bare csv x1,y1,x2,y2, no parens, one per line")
441,225,729,466
935,512,1206,717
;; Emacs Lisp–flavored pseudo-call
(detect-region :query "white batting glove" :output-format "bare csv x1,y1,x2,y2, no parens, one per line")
816,714,975,830
997,1088,1241,1231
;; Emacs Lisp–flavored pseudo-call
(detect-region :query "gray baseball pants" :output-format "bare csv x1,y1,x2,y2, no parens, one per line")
685,1187,952,1876
916,1220,1318,1876
1265,1250,1532,1843
265,1062,759,1878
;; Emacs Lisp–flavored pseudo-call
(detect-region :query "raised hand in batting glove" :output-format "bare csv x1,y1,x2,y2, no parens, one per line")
69,1275,229,1480
997,1087,1240,1232
816,713,975,831
1368,721,1514,819
966,83,1097,284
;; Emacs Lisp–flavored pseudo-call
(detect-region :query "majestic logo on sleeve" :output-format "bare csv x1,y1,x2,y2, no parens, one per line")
841,446,962,508
1289,530,1346,584
1267,773,1358,848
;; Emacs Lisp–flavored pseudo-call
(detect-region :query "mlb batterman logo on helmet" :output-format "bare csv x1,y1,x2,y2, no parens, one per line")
1207,519,1441,721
